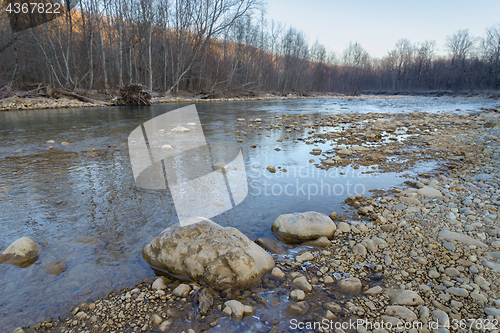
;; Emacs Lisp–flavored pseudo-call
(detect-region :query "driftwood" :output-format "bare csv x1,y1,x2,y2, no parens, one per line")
116,84,151,106
56,88,100,104
0,84,104,104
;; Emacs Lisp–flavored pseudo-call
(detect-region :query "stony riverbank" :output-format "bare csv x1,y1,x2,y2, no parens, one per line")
0,92,417,112
11,108,500,333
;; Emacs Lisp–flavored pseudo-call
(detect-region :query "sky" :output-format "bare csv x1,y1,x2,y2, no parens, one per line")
265,0,500,58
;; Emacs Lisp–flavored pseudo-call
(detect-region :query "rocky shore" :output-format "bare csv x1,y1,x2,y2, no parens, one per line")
0,92,412,112
8,106,500,333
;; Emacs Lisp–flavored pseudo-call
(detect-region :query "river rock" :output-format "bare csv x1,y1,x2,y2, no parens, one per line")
172,284,191,297
438,230,488,247
434,309,449,327
285,301,309,316
290,289,305,301
302,236,331,247
224,300,250,320
266,165,276,173
42,260,67,275
447,287,468,297
365,286,383,295
270,267,285,280
361,239,378,252
336,222,351,233
151,314,162,326
198,288,214,315
152,278,167,290
0,237,42,266
353,244,367,257
385,289,424,305
470,291,488,303
485,308,500,316
386,305,418,321
271,211,336,242
142,218,275,290
255,238,286,254
475,174,492,181
292,276,312,292
296,251,314,263
338,278,362,295
417,187,443,197
10,328,25,333
444,267,460,277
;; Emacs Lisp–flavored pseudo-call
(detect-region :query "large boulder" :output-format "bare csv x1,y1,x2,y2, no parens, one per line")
271,211,336,242
0,237,42,267
142,218,275,290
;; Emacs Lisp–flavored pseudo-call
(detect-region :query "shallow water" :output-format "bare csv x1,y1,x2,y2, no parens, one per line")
0,97,497,330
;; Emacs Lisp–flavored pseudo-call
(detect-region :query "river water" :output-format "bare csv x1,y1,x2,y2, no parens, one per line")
0,97,498,330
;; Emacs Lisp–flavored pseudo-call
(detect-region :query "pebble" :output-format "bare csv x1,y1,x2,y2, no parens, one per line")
266,165,276,173
386,305,417,321
172,284,191,297
353,244,367,257
338,278,362,295
292,276,312,292
296,251,314,263
152,278,166,290
270,267,285,280
290,289,305,301
365,286,383,295
446,287,469,297
386,289,424,305
444,267,460,277
336,222,351,233
470,291,488,302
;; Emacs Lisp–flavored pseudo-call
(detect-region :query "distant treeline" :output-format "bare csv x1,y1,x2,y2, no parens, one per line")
0,0,499,95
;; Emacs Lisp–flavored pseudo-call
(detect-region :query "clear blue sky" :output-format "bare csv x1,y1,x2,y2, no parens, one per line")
265,0,500,58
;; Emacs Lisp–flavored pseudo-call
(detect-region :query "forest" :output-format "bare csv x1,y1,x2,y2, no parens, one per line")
0,0,499,96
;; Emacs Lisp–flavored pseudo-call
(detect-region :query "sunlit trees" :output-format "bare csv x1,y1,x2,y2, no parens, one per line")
446,29,477,92
481,24,500,89
0,2,499,96
339,42,370,95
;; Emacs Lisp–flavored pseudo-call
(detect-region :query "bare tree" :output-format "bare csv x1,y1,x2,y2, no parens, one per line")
481,24,500,90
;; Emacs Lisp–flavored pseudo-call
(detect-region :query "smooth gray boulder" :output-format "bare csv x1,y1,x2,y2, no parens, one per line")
0,237,42,267
438,230,488,248
142,218,275,290
271,211,336,242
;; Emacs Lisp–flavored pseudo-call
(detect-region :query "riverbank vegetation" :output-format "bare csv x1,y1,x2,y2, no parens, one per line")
0,0,499,98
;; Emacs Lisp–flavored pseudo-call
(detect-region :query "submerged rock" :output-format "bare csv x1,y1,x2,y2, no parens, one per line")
42,260,67,275
0,237,42,267
142,218,274,290
255,238,287,254
271,211,336,242
198,288,214,315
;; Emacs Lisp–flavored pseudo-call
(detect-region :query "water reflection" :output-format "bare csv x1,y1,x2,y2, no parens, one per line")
0,97,497,330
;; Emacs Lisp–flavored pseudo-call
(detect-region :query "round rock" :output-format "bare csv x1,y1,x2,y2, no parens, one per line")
271,211,336,242
0,237,42,267
338,278,362,295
